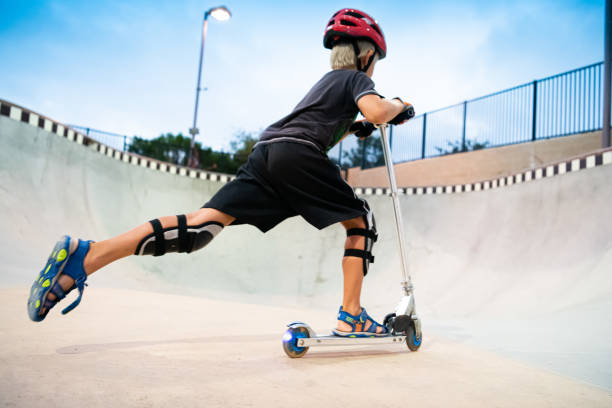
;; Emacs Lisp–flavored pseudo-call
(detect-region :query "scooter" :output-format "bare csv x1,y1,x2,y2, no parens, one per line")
282,123,422,358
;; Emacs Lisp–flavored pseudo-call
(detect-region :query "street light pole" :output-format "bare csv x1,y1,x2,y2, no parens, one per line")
187,6,231,168
187,13,210,168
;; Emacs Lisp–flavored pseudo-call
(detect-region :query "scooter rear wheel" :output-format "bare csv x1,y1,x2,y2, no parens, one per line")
282,326,310,358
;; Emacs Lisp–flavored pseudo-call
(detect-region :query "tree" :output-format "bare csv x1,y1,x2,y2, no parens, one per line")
230,130,259,168
128,133,238,173
127,130,261,174
128,133,191,165
198,145,239,173
341,136,385,169
435,139,490,155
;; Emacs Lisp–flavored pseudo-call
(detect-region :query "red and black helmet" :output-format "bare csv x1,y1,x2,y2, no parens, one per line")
323,9,386,59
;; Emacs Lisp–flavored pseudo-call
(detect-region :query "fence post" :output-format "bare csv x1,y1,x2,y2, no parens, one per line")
361,138,367,168
604,0,611,147
461,101,467,151
123,135,127,152
531,80,538,141
421,113,427,159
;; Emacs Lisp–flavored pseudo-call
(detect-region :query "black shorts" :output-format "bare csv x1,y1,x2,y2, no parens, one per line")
203,141,368,233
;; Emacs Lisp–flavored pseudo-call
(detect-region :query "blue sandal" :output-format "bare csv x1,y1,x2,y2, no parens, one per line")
27,236,91,322
332,306,389,337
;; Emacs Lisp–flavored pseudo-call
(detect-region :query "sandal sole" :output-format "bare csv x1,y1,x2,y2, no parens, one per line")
27,236,74,322
332,329,390,338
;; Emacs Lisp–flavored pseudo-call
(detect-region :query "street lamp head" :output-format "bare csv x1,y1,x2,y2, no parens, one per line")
207,6,231,21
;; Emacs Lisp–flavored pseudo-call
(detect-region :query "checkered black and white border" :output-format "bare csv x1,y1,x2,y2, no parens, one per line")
2,99,610,195
0,99,235,183
354,148,612,196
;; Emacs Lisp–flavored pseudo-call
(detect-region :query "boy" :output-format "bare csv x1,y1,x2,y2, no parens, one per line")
28,8,413,337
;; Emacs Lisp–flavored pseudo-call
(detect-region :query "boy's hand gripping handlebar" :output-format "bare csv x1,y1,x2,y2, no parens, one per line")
349,99,415,139
349,120,377,138
389,97,415,125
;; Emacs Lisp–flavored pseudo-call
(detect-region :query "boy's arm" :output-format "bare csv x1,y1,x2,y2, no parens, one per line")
357,94,407,125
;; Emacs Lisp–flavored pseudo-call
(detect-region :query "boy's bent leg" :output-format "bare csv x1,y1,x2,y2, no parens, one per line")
37,208,234,318
337,215,385,334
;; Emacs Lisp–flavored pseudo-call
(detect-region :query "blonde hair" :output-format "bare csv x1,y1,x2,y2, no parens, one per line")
330,40,377,70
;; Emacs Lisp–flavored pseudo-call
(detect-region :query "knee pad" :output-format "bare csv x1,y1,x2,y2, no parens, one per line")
135,215,224,256
344,200,378,276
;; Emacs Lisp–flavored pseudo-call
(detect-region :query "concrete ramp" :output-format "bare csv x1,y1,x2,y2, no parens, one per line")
1,103,611,406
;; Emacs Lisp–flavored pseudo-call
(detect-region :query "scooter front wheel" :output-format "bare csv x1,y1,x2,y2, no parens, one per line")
406,323,422,352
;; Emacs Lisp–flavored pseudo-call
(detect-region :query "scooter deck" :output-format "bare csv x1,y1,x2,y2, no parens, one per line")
298,334,406,348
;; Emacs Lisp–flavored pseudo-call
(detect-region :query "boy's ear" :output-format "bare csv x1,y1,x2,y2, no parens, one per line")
361,49,375,65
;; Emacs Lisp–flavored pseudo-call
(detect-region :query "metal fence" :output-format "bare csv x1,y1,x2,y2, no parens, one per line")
329,61,605,169
69,125,133,152
71,62,605,170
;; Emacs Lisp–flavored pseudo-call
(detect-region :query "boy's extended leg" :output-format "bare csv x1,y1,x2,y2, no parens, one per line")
33,208,235,319
84,208,234,274
336,216,386,335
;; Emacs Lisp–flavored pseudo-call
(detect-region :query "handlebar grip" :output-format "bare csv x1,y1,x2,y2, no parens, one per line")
389,103,415,125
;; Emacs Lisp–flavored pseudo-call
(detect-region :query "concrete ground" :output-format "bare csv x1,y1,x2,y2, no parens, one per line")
1,288,611,408
1,113,612,406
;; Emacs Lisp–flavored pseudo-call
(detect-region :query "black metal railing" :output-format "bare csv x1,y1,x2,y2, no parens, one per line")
330,61,606,169
69,125,132,152
70,62,606,171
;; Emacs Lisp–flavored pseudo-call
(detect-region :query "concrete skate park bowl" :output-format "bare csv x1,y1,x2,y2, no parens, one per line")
1,99,612,407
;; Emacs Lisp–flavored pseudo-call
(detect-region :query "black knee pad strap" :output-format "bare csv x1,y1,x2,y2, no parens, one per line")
346,228,378,241
149,218,165,256
344,228,377,265
343,200,378,277
343,248,375,263
135,215,223,256
177,214,188,253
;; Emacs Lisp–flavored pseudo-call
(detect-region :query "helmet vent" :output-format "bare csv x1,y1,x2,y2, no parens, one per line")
345,11,364,19
340,19,357,27
371,25,382,35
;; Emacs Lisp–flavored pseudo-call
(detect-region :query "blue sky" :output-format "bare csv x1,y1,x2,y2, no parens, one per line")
0,0,604,151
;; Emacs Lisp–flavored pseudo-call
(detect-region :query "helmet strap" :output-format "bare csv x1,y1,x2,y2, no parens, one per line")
363,53,376,72
351,41,363,71
351,40,375,73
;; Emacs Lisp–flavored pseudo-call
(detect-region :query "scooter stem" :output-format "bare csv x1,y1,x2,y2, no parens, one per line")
378,124,413,296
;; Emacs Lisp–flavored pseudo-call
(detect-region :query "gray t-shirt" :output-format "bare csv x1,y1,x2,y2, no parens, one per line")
258,69,380,153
